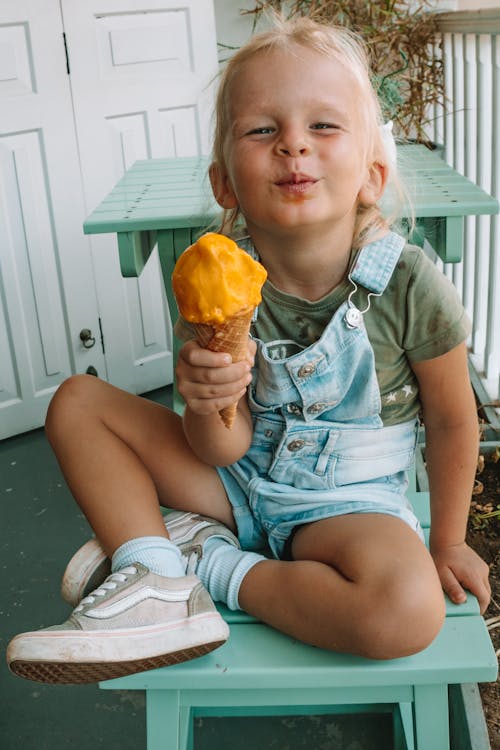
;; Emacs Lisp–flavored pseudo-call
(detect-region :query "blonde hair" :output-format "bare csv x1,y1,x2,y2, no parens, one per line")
211,15,406,249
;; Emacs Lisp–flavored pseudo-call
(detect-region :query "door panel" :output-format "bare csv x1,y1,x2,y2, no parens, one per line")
0,132,71,381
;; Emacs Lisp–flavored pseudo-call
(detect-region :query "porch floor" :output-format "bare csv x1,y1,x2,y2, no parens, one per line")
0,386,401,749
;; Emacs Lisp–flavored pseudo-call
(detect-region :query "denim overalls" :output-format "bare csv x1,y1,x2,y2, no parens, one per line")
217,232,423,557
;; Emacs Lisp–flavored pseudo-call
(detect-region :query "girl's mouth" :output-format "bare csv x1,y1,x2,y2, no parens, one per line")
275,173,318,196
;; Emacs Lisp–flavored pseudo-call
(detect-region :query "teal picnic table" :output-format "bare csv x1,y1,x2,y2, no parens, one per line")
84,144,498,339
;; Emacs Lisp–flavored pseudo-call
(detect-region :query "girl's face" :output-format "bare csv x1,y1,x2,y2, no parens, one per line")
211,46,385,242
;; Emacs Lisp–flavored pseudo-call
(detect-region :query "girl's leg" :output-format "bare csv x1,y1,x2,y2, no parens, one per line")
45,374,235,556
237,513,446,660
7,375,236,684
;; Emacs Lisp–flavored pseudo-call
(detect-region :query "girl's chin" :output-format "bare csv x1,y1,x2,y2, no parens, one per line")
271,208,329,230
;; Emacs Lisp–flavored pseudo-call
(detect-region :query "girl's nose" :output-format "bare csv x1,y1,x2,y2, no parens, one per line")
276,129,311,157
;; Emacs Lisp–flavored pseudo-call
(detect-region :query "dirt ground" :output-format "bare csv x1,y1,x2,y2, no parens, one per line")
467,447,500,749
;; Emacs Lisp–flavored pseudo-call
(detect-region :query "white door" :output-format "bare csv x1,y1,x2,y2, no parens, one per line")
61,0,219,393
0,0,106,439
0,0,218,439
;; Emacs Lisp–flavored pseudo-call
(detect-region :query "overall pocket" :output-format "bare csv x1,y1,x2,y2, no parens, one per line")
331,421,418,487
267,428,340,490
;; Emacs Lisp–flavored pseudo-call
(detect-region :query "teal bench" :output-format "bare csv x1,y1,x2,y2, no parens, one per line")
84,150,498,749
99,490,497,750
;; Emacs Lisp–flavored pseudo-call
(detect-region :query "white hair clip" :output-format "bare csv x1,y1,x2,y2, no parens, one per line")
380,120,397,168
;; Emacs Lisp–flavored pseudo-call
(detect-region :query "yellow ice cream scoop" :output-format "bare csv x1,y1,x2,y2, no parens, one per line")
172,232,267,325
172,232,267,428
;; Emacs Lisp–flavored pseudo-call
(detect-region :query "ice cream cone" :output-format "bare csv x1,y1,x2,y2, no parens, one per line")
172,233,266,429
194,307,253,429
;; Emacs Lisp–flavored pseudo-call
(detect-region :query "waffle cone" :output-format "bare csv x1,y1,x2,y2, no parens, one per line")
194,308,254,429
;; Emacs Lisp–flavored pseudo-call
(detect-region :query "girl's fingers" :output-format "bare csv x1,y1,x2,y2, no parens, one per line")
439,565,491,614
439,568,467,605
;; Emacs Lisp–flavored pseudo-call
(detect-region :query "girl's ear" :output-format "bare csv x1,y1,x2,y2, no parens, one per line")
209,163,239,209
358,161,388,207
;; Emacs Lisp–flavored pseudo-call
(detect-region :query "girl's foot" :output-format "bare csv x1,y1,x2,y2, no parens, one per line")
7,563,228,684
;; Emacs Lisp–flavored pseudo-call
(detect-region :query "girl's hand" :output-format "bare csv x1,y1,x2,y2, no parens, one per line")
431,541,491,614
176,338,255,419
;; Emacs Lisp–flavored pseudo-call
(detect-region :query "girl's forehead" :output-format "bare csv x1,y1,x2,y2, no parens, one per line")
229,46,361,97
227,47,361,113
239,44,346,75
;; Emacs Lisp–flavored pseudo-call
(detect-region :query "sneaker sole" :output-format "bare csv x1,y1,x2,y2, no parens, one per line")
9,638,226,684
8,613,229,685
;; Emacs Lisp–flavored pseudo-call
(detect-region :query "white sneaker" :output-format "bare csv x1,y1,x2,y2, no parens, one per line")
61,511,240,607
7,564,229,684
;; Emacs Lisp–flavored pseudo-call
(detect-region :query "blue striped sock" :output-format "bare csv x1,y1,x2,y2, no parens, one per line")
197,538,265,610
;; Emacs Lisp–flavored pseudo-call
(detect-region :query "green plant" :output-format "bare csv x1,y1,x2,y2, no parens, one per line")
469,446,500,531
245,0,444,144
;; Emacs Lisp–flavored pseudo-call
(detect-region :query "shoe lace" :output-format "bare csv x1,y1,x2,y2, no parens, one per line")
74,565,138,612
183,546,202,576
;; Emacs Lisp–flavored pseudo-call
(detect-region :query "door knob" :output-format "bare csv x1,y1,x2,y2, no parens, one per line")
79,328,96,349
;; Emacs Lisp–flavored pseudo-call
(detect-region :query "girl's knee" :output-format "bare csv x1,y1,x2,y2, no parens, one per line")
357,580,446,660
45,374,101,436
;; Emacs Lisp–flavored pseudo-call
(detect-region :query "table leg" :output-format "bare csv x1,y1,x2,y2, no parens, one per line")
117,230,158,277
157,228,193,414
421,216,463,264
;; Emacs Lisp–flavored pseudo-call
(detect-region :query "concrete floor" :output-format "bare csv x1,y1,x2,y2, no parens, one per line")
0,387,395,750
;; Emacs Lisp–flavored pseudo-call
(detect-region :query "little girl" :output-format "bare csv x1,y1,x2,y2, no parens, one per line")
7,16,490,684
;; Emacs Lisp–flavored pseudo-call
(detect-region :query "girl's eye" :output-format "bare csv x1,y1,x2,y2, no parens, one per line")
247,126,275,135
311,122,337,130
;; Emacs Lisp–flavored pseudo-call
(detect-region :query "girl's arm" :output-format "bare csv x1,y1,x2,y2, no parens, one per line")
411,342,491,614
176,339,254,466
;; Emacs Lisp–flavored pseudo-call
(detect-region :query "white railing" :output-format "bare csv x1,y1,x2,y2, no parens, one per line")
427,9,500,406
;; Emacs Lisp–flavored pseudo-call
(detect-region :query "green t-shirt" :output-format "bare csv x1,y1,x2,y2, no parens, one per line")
175,235,470,426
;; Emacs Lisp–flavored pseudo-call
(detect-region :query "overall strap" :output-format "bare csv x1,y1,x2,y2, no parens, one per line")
349,232,406,295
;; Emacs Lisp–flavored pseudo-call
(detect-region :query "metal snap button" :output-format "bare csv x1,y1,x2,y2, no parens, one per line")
287,439,305,452
264,429,274,438
297,363,316,378
307,402,327,414
345,307,363,329
286,403,302,415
